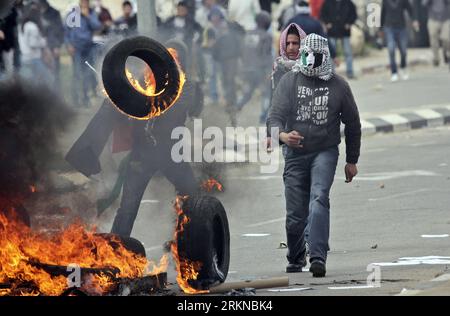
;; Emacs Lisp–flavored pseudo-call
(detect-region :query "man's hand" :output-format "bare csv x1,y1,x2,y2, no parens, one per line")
326,23,332,30
0,30,5,41
345,163,358,183
412,20,420,32
265,137,273,153
280,131,304,149
344,24,351,30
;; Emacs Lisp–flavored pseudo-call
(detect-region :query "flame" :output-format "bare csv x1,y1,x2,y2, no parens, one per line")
0,210,168,296
171,196,209,294
125,66,165,97
29,186,36,194
201,178,223,192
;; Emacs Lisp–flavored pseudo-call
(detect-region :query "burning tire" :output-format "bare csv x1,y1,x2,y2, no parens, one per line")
102,36,183,120
178,196,230,290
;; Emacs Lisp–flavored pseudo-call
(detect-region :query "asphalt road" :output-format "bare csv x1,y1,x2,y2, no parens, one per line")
113,125,450,296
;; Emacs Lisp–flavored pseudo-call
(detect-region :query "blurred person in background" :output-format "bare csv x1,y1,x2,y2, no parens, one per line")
228,0,261,31
259,0,281,15
38,0,64,86
320,0,357,79
18,6,53,84
64,0,101,107
114,1,138,36
236,11,274,124
380,0,419,82
422,0,450,67
206,5,245,125
0,5,19,78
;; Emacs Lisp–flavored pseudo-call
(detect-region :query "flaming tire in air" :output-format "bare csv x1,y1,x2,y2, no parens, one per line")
178,196,230,290
102,36,183,120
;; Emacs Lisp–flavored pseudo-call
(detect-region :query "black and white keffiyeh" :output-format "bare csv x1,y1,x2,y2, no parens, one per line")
293,33,334,81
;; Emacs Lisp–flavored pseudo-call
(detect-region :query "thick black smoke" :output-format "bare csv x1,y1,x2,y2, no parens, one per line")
0,77,73,195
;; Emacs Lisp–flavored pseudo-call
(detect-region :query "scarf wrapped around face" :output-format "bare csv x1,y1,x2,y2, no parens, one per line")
293,33,334,81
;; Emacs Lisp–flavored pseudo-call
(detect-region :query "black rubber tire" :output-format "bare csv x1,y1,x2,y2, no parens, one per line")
97,233,147,258
102,36,182,119
177,196,230,290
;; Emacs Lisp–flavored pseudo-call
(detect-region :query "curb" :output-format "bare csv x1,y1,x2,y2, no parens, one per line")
359,57,431,75
359,105,450,136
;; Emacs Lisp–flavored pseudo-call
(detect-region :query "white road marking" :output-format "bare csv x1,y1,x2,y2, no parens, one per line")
421,234,449,238
267,287,313,292
328,285,376,290
246,217,286,228
241,233,271,237
344,170,438,182
141,200,160,204
372,256,450,267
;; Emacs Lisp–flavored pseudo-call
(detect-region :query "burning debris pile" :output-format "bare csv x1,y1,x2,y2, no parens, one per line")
0,212,168,296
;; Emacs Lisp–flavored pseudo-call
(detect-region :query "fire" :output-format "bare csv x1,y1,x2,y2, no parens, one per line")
171,196,209,294
125,66,164,98
0,210,168,296
201,178,223,192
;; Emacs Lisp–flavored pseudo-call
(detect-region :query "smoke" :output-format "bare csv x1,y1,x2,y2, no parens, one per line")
0,77,74,195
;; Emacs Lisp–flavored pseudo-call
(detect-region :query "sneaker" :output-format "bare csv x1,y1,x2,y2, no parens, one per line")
309,259,326,278
286,261,307,273
399,69,409,81
390,73,399,82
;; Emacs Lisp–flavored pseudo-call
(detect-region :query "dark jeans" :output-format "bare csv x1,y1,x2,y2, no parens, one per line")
384,27,408,74
283,146,339,264
111,143,199,237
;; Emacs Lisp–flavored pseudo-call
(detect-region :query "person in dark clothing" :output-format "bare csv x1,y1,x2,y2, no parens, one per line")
236,11,273,122
37,0,65,85
163,1,203,54
422,0,450,67
93,0,113,36
381,0,419,81
285,1,337,59
266,23,306,151
259,0,281,14
66,40,201,237
267,33,361,277
320,0,357,79
0,7,18,76
114,0,138,35
64,0,101,107
206,5,245,126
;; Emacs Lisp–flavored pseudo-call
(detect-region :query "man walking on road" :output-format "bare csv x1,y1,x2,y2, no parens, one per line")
422,0,450,67
267,33,361,277
320,0,358,79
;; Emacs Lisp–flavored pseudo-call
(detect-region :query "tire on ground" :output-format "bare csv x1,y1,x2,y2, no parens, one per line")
178,195,230,290
102,36,181,119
